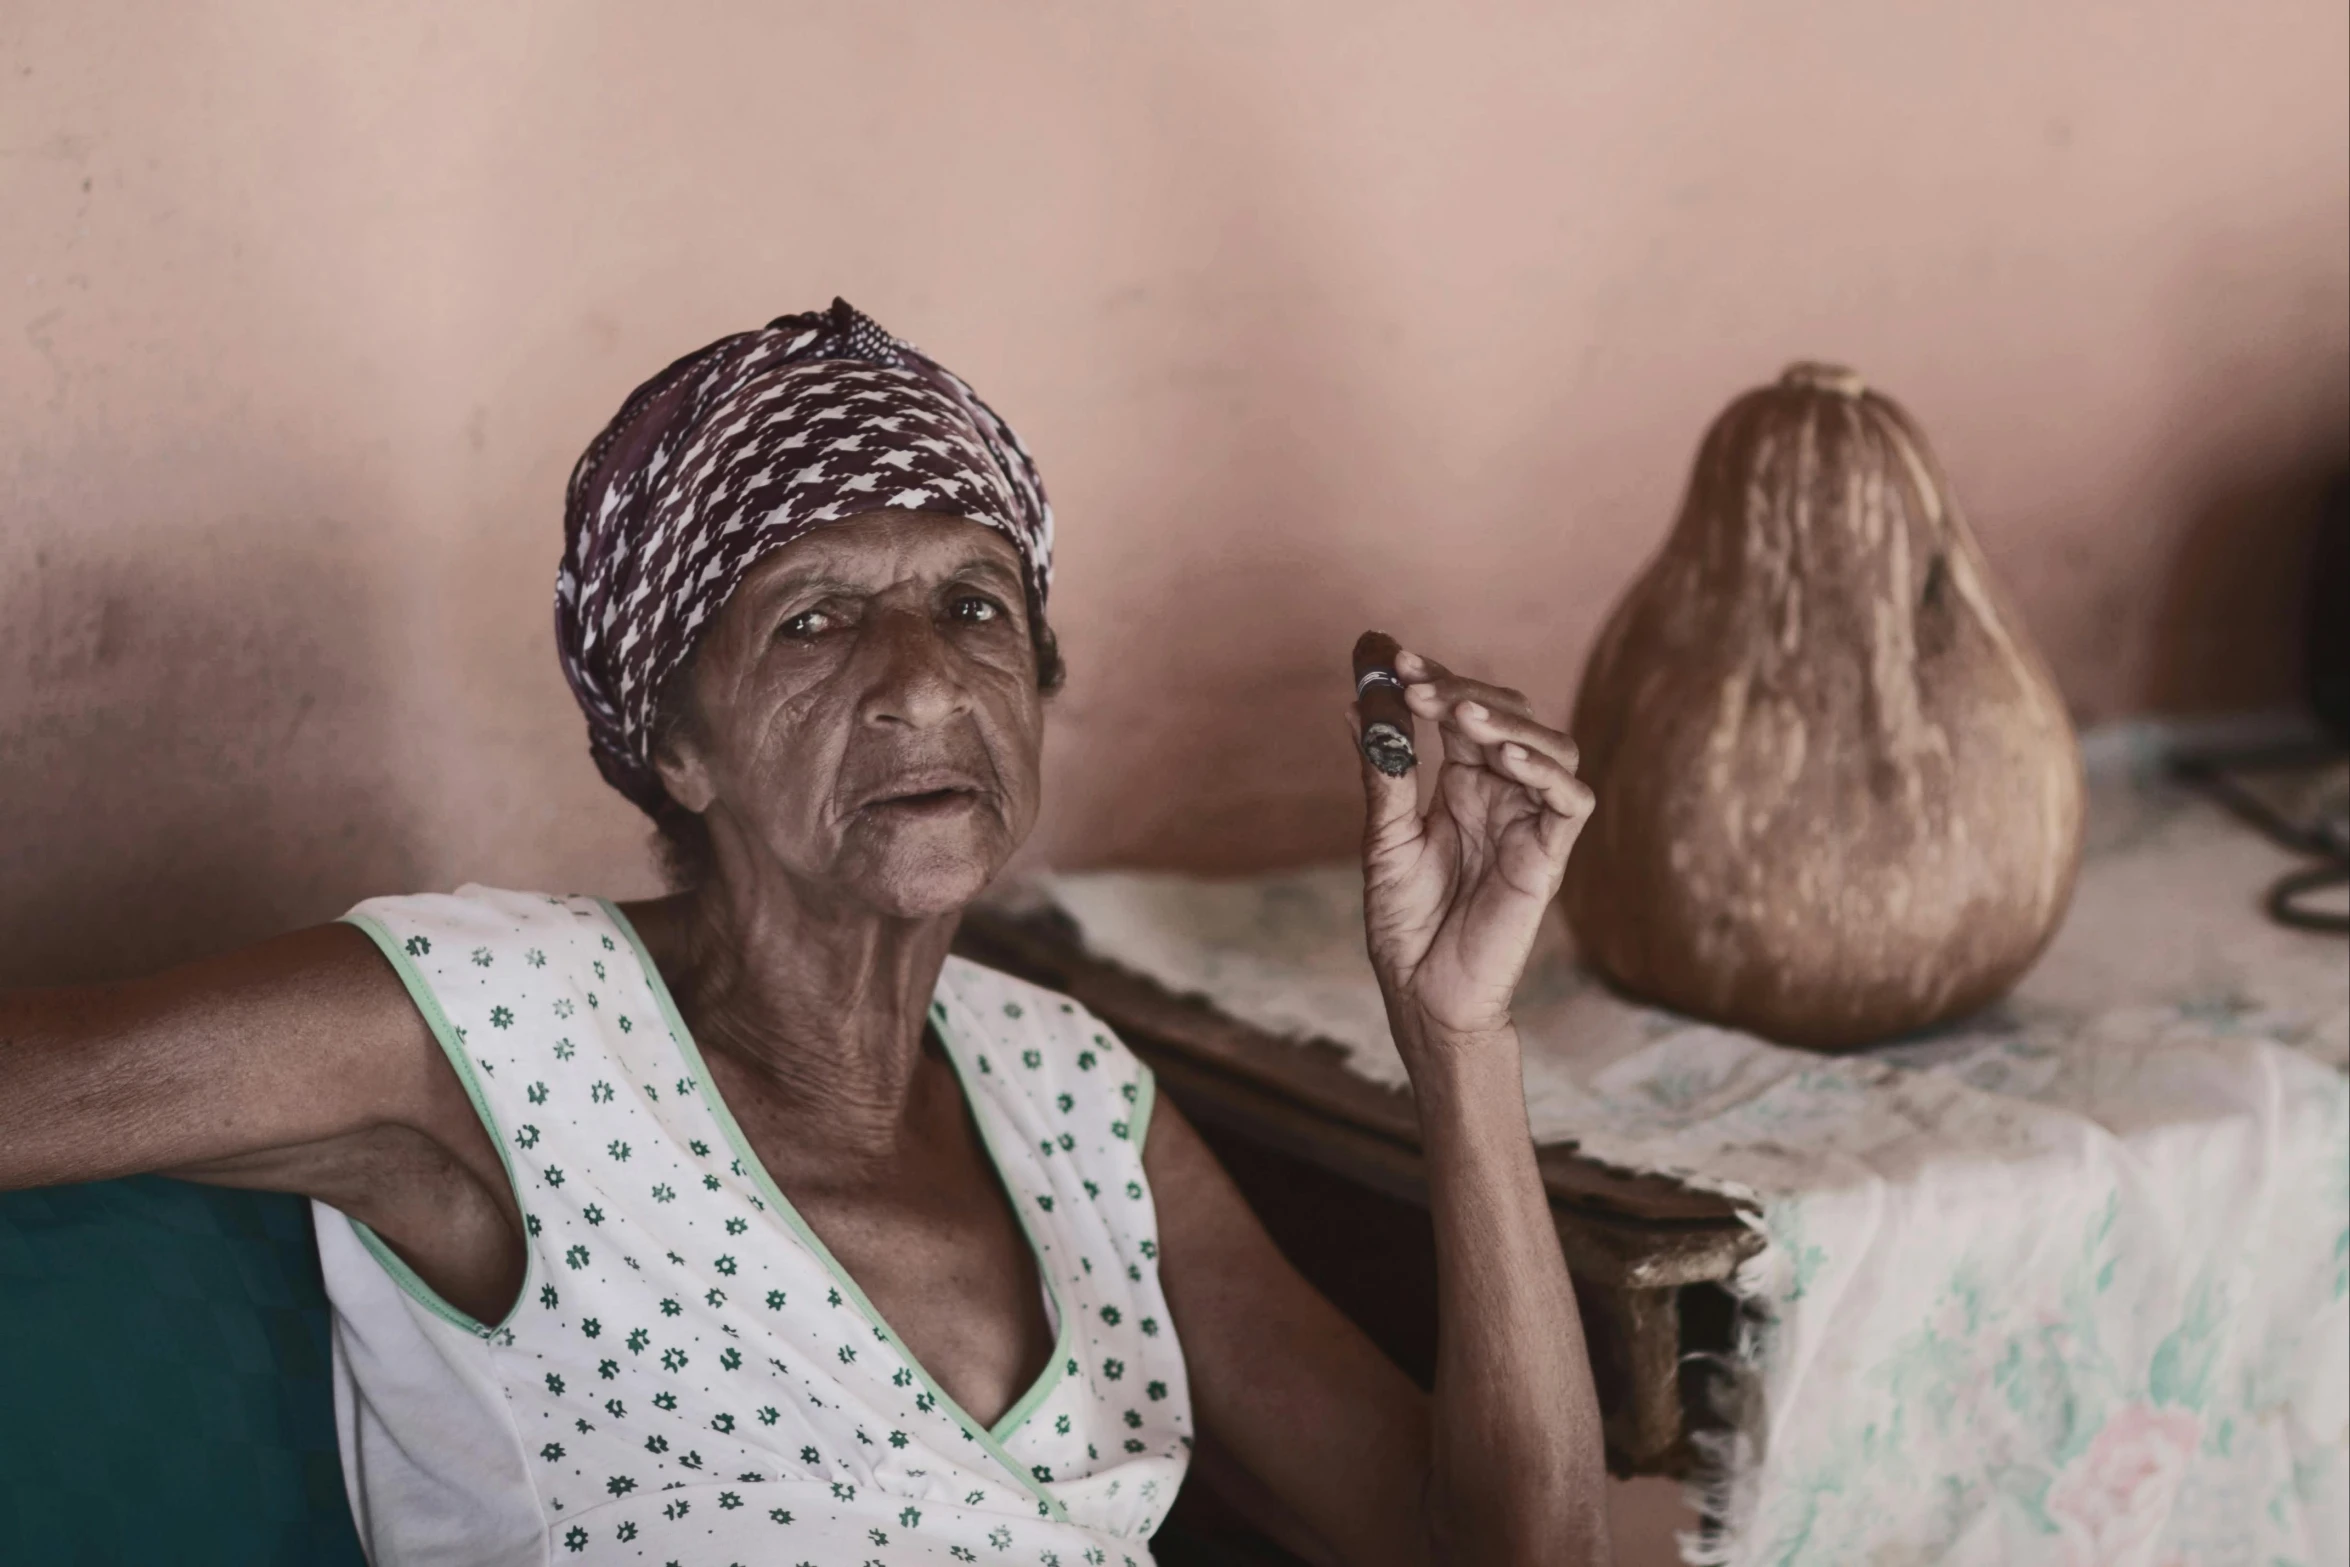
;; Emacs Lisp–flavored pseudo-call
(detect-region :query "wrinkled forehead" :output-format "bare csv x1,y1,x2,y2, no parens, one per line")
723,510,1029,608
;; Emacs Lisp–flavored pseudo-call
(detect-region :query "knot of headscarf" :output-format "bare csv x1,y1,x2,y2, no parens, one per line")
555,299,1054,814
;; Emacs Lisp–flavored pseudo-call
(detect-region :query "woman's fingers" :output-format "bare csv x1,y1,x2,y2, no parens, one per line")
1404,674,1539,728
1380,647,1588,848
1429,691,1581,777
1394,655,1541,771
1493,737,1595,827
1396,649,1537,722
1398,651,1479,764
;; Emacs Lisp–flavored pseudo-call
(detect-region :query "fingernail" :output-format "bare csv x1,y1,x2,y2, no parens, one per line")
1460,701,1489,721
1503,742,1528,762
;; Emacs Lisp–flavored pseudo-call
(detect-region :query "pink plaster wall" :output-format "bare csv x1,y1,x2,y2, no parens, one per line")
5,2,2346,990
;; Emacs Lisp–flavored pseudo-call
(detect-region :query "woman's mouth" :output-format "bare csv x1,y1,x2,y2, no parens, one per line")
862,784,983,819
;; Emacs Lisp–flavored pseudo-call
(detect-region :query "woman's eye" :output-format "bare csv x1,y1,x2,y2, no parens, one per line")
950,596,1002,624
779,609,832,639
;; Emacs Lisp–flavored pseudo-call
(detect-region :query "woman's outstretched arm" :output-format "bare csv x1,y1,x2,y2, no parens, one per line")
0,922,527,1320
0,924,428,1191
1,920,437,1188
0,924,529,1326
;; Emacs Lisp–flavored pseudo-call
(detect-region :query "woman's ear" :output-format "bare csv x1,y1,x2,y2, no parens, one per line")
650,722,718,816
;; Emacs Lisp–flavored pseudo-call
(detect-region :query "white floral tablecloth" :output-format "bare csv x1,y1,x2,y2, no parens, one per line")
1035,730,2349,1566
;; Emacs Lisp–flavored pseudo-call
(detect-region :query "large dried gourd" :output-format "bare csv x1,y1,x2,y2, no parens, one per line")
1561,364,2083,1051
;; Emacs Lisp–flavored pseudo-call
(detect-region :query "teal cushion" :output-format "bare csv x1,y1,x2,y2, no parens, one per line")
0,1177,366,1565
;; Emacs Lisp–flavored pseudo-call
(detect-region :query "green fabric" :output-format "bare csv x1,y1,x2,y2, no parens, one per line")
0,1177,366,1566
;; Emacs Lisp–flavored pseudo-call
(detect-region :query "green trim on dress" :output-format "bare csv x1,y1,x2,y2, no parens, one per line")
1130,1063,1157,1156
929,983,1074,1448
336,913,535,1342
597,899,1076,1525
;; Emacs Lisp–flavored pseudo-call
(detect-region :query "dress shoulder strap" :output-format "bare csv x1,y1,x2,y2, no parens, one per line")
935,957,1159,1150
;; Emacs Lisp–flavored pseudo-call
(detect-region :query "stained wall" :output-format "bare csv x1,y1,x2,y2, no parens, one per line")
5,1,2346,984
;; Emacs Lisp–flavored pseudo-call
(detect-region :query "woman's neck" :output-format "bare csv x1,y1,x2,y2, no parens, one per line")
621,867,960,1170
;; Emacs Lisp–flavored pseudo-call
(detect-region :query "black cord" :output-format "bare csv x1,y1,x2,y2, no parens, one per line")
2267,862,2350,935
2168,742,2349,938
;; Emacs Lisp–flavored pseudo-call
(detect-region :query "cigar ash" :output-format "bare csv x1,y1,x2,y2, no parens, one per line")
1361,719,1417,777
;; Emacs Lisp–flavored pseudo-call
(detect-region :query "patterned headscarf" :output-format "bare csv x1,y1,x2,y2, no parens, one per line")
556,299,1055,814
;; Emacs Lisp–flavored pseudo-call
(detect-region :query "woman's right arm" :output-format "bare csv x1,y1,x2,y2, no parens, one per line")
0,923,451,1194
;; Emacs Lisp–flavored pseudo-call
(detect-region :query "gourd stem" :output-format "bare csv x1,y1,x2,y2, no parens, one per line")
1779,362,1865,397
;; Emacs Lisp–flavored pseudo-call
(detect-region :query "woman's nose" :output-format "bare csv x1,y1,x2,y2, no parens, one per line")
856,610,971,730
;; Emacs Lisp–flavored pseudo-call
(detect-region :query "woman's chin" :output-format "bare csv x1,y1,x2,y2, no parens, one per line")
838,831,1009,920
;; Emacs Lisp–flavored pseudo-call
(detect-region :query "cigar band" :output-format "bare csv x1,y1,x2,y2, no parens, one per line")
1355,668,1405,697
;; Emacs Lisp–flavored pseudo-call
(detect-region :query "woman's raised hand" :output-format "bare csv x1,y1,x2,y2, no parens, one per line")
1353,648,1594,1061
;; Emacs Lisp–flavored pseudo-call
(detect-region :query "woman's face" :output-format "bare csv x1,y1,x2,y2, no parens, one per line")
653,511,1045,920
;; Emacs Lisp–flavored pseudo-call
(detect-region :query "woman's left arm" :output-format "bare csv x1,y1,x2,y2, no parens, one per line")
1144,1097,1429,1567
1146,645,1607,1565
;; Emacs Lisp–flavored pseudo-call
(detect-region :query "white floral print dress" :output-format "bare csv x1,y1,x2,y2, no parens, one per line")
312,886,1191,1567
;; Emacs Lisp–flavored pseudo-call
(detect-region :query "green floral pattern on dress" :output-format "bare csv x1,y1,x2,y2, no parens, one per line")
336,886,1187,1566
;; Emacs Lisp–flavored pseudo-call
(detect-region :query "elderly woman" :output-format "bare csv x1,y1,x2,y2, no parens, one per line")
1,303,1606,1566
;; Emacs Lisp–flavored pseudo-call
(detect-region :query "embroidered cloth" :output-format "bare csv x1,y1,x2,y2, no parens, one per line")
1038,734,2348,1566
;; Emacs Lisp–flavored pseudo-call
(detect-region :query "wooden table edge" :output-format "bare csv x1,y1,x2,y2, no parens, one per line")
953,908,1761,1291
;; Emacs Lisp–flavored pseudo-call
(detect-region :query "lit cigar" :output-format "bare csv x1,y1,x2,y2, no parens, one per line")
1352,630,1417,777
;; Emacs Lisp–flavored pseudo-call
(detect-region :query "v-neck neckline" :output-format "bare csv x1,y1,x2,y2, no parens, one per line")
596,899,1076,1521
